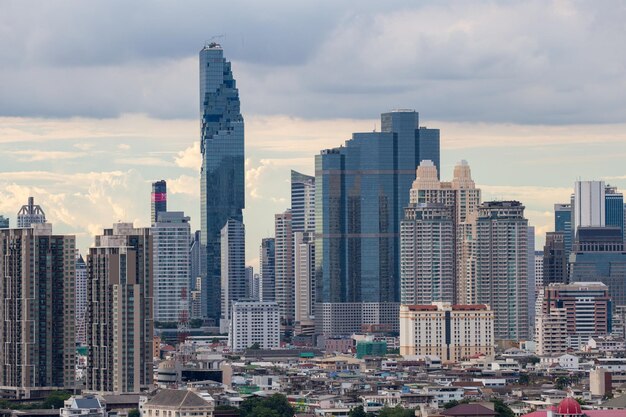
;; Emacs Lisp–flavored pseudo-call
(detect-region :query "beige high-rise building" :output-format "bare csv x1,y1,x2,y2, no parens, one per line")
0,224,76,398
275,210,294,328
399,303,494,362
86,223,153,393
535,307,568,356
403,160,481,304
294,231,315,335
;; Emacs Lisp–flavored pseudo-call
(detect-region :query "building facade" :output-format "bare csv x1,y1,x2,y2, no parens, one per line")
76,252,88,345
294,231,316,335
291,170,315,233
535,307,568,356
315,302,400,337
275,210,294,328
554,203,572,252
0,225,76,398
0,215,8,228
86,223,153,393
543,232,568,286
259,238,276,302
229,301,280,352
399,303,494,362
200,43,244,322
220,218,246,331
152,212,191,324
474,201,529,341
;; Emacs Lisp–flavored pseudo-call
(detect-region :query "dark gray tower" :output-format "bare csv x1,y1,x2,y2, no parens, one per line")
200,43,244,322
151,180,167,224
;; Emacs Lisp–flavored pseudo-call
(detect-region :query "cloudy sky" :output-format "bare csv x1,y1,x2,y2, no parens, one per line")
1,0,626,268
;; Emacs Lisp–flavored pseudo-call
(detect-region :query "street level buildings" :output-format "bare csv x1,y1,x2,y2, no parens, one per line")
0,224,76,398
399,303,494,362
152,212,191,324
200,43,244,323
229,301,280,352
86,223,153,393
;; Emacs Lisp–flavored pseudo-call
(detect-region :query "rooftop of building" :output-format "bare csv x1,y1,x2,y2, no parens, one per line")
145,389,212,409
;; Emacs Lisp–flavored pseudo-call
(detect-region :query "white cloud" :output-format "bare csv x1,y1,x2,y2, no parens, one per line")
167,174,199,197
175,141,201,170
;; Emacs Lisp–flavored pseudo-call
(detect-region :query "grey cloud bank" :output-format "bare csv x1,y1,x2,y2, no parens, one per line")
1,0,625,124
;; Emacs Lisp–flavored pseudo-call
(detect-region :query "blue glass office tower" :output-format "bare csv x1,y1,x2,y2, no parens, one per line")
554,203,572,252
199,43,244,322
315,110,440,304
605,186,624,238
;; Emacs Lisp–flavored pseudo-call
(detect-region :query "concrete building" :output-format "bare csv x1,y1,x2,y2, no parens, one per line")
275,210,294,328
291,170,315,234
573,180,605,234
142,389,214,417
152,212,191,324
535,307,568,356
259,238,276,302
315,302,400,337
16,196,46,228
474,201,529,341
76,252,88,345
541,282,612,349
400,202,454,305
404,160,482,305
220,219,246,332
554,203,572,252
535,251,544,290
543,232,568,286
229,301,280,352
189,231,206,317
0,224,76,398
86,223,153,393
399,303,494,362
294,231,315,335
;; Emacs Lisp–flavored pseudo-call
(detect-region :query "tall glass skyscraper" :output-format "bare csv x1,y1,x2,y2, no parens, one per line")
151,180,167,224
315,110,440,305
605,185,624,238
554,203,572,252
199,43,244,322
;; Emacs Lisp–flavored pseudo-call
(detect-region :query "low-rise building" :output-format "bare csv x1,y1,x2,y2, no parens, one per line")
142,389,214,417
229,301,280,352
60,396,107,417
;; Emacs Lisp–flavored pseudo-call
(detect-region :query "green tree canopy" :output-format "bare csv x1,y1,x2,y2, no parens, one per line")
239,394,294,417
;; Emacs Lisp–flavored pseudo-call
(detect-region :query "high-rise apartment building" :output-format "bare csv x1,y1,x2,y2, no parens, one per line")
541,282,612,349
151,180,167,224
543,232,568,286
315,302,400,337
315,111,440,307
402,160,481,304
569,226,626,307
190,230,206,315
17,196,46,228
76,252,88,345
245,266,255,299
220,218,246,331
152,212,191,324
527,226,536,329
572,181,605,236
291,170,315,233
229,301,280,352
0,215,8,228
200,43,244,322
86,223,153,393
399,303,494,361
535,251,544,290
259,238,276,302
294,231,315,335
0,225,76,398
535,307,568,356
400,203,454,304
275,210,294,328
474,201,529,341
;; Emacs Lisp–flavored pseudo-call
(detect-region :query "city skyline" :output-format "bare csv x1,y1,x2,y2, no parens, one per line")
2,1,626,270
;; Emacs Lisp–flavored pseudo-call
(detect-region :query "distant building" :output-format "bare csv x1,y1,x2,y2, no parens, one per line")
535,307,567,356
474,201,529,341
0,224,76,398
86,223,153,393
535,251,544,290
189,230,206,316
554,203,572,252
76,252,88,345
315,302,400,337
573,180,605,234
294,231,316,335
259,238,276,302
0,215,8,228
541,282,612,349
245,266,255,299
151,180,167,224
399,303,494,362
142,389,214,417
229,301,280,352
275,210,294,328
543,232,568,286
605,185,624,238
17,196,46,227
152,212,191,324
220,219,246,332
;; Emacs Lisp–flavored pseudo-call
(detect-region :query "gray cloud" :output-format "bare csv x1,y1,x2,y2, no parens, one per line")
0,0,625,124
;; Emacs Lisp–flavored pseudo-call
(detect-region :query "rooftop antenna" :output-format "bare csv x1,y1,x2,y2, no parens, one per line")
206,35,225,48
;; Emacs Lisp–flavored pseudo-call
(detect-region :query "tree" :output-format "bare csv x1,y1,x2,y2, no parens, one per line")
518,374,530,385
378,405,414,417
239,394,294,417
249,342,261,350
128,410,141,417
491,399,515,417
555,376,571,390
443,401,460,409
43,391,72,409
349,405,367,417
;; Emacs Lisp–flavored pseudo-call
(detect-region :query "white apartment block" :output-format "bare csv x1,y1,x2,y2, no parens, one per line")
399,303,494,362
229,301,280,352
152,212,191,323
